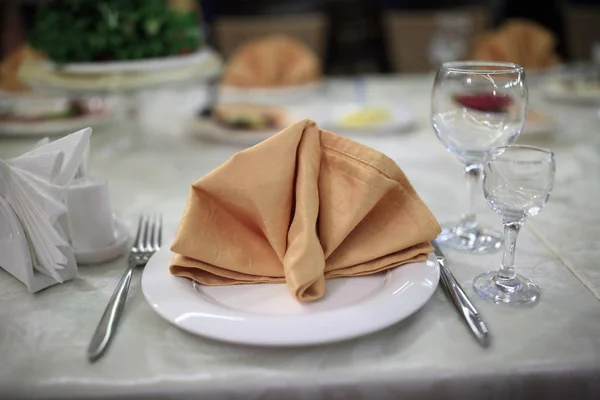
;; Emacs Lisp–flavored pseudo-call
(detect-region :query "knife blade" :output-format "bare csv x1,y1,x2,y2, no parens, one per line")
432,241,490,347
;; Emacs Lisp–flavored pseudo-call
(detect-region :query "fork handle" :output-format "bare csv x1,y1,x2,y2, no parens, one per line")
87,260,136,362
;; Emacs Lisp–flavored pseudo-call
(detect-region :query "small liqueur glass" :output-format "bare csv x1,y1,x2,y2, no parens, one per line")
473,145,556,305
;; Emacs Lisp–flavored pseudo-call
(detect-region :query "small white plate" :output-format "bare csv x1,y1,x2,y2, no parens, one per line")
0,109,118,137
189,117,284,146
45,49,211,75
142,248,439,346
543,79,600,104
324,104,416,135
0,93,119,136
188,103,313,146
74,217,129,265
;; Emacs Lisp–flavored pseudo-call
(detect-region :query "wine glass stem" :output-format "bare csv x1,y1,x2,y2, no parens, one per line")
498,222,522,281
461,164,481,229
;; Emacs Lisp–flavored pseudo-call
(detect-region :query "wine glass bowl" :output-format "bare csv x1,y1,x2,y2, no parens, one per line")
431,61,528,253
484,147,554,222
473,145,555,305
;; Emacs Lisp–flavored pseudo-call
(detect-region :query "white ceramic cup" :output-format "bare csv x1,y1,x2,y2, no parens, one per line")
66,178,114,251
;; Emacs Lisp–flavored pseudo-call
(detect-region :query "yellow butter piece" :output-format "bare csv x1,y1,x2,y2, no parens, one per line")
339,107,392,128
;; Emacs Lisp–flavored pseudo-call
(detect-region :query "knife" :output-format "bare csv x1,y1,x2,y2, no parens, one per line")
432,241,490,347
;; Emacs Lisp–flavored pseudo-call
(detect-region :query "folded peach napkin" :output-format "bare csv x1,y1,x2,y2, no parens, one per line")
222,35,321,87
170,120,440,302
469,19,560,69
0,44,45,92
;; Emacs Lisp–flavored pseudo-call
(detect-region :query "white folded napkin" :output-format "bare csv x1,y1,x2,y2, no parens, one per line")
0,128,91,282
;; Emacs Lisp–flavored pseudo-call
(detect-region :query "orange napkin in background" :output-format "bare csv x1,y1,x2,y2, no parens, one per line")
170,120,441,302
0,44,45,92
469,19,560,69
222,35,321,87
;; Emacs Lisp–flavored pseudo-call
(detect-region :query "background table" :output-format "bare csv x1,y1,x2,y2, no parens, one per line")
1,75,599,400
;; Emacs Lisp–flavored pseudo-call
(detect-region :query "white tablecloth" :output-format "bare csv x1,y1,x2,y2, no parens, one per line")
1,76,599,400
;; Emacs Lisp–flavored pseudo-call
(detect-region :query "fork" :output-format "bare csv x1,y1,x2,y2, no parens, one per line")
87,214,162,362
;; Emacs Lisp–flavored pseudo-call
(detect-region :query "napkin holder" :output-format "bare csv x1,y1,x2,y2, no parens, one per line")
0,195,77,293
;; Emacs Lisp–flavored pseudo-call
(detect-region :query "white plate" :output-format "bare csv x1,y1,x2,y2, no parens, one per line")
74,217,129,265
189,117,284,146
188,104,316,146
324,104,416,135
543,80,600,104
142,248,439,346
0,109,118,137
19,49,222,95
189,103,415,146
45,49,211,75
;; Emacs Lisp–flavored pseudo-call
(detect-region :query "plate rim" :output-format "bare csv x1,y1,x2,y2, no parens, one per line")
0,109,117,136
325,103,417,134
44,48,210,75
188,117,281,146
141,247,439,346
73,216,129,264
543,81,600,104
18,49,222,95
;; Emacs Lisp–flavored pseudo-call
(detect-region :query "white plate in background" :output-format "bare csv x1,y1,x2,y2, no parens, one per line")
0,108,119,137
323,104,417,135
187,104,321,146
0,92,120,137
45,49,213,75
543,79,600,105
189,117,280,146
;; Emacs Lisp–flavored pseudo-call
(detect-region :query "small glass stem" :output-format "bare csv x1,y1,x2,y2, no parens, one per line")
498,222,522,280
461,164,481,228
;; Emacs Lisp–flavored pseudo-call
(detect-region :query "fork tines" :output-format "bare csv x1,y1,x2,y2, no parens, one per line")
133,213,162,253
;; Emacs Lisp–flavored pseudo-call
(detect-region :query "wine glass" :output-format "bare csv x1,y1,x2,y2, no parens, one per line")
473,145,555,304
431,61,528,253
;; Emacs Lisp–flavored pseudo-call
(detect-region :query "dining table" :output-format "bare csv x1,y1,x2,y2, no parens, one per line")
1,74,599,400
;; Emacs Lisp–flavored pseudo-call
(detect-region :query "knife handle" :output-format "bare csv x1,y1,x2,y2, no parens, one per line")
439,264,489,346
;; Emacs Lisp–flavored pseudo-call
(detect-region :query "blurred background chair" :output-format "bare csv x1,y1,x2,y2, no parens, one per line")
561,1,600,61
1,0,28,60
213,14,328,61
500,0,565,59
383,5,490,73
202,0,328,61
468,18,561,70
323,0,387,74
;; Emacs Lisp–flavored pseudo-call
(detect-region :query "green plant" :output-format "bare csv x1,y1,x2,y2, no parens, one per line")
29,0,201,63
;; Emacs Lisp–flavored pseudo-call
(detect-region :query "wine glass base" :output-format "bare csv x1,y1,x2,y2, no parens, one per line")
436,222,502,254
473,272,540,305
